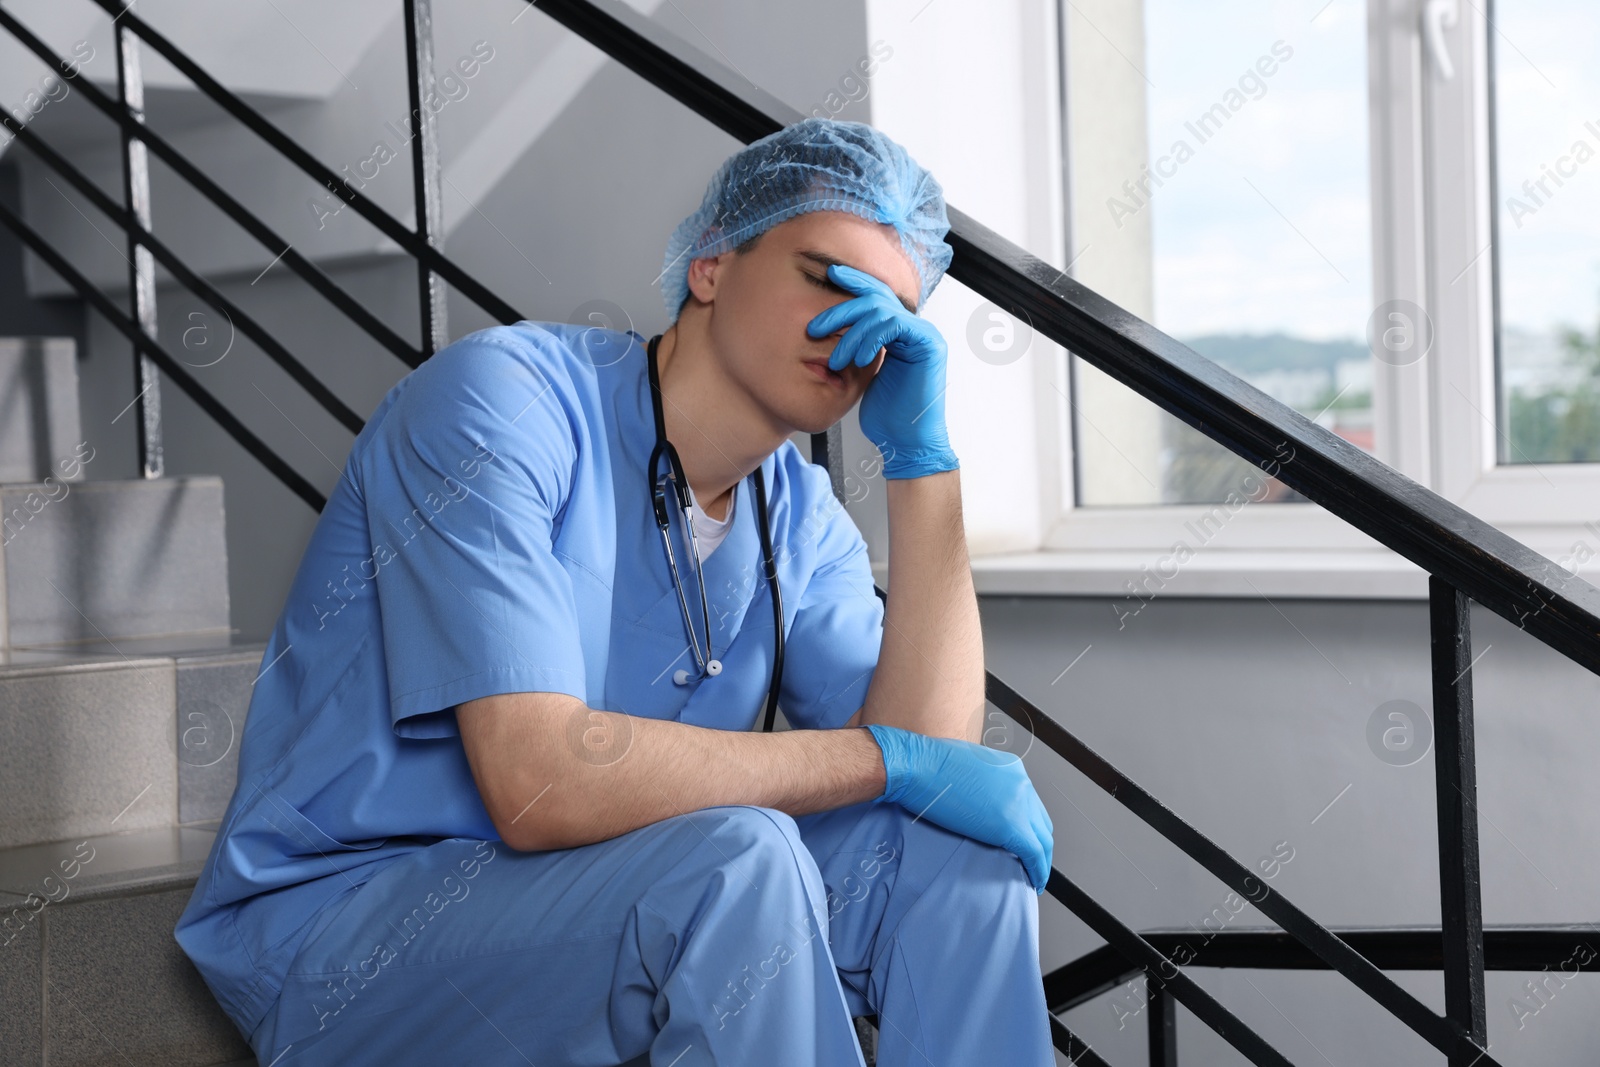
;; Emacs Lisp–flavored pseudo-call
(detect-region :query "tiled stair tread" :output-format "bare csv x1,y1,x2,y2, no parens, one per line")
13,632,266,658
0,476,225,492
0,825,217,903
0,647,176,677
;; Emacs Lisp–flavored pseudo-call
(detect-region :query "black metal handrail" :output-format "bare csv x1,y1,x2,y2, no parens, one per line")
0,0,854,504
513,4,1595,1065
954,220,1600,677
0,109,365,435
3,1,1595,1063
0,6,423,372
11,0,1592,675
77,0,524,331
0,198,326,509
988,674,1503,1065
531,0,1600,680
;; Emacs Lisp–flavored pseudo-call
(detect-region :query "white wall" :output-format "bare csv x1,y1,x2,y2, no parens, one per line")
862,0,1065,558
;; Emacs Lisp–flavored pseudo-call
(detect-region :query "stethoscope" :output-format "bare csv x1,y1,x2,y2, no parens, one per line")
646,333,785,732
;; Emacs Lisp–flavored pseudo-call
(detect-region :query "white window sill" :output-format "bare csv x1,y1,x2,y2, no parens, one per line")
970,548,1435,599
876,549,1437,600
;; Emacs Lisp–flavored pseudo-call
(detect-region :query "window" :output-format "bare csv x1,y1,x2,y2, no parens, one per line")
1490,0,1600,465
1072,0,1374,507
1024,0,1600,591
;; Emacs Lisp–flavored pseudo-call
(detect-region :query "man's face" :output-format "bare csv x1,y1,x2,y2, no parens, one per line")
683,210,924,435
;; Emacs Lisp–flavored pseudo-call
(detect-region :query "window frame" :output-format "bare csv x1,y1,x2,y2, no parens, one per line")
971,0,1600,599
1428,0,1600,520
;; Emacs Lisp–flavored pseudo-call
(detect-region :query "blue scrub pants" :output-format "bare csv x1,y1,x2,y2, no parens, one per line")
249,799,1054,1066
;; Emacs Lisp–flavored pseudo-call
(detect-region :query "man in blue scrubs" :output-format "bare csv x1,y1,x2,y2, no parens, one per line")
176,118,1056,1066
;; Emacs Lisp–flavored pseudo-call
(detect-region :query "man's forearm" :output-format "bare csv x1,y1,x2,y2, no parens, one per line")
858,468,985,742
464,694,887,851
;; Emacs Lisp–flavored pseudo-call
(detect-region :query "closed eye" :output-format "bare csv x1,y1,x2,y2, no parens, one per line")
804,271,845,294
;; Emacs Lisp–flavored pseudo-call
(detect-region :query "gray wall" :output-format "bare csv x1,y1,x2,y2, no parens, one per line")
0,163,83,353
986,593,1600,1064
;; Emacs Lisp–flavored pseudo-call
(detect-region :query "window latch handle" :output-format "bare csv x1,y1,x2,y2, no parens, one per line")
1424,0,1460,80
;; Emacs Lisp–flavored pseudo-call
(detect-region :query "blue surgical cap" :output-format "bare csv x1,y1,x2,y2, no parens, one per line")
661,118,954,322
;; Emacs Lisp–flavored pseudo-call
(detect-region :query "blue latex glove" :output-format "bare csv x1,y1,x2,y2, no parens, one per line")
805,263,959,480
864,723,1055,894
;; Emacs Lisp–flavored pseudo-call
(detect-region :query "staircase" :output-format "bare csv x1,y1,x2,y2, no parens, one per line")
3,1,1598,1064
0,337,258,1066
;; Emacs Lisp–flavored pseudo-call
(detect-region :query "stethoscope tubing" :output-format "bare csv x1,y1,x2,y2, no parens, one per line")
646,333,785,731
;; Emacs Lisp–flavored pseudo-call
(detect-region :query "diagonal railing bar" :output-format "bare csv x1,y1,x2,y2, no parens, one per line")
0,109,366,435
1047,1014,1115,1067
80,0,524,330
0,200,326,511
990,673,1502,1066
530,0,804,141
517,0,1600,680
1048,870,1298,1067
0,6,423,372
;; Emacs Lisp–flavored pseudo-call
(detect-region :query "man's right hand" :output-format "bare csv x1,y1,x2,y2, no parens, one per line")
865,723,1054,893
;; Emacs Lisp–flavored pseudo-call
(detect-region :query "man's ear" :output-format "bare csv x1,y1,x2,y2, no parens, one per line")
685,253,725,305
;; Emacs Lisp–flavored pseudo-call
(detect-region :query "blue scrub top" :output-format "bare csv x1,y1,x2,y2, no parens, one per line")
174,322,886,1037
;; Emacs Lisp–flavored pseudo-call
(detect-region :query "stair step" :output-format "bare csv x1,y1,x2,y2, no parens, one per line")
0,826,253,1067
0,639,262,849
0,476,230,648
0,338,82,485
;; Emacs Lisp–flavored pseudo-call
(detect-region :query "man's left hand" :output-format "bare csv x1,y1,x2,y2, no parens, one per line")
805,263,959,480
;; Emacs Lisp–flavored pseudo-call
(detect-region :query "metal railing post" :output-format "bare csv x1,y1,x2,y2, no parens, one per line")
1148,981,1178,1066
1145,985,1184,1067
115,5,161,477
1429,575,1489,1062
403,0,448,356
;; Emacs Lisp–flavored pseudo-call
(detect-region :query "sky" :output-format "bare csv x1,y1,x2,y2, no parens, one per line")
1490,0,1600,342
1142,0,1373,343
1139,0,1600,348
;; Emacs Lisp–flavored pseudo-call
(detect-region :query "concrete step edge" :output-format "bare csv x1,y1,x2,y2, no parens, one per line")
0,824,218,907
